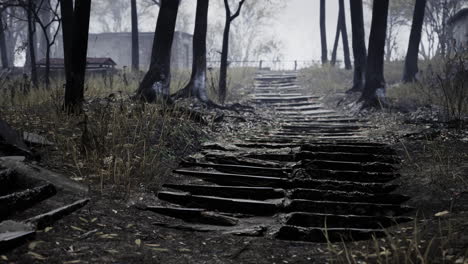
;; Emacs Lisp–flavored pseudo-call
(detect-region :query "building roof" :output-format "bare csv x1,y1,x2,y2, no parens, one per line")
37,57,117,66
448,8,468,25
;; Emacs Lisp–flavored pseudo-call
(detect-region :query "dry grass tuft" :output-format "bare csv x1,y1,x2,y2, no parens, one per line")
0,74,211,197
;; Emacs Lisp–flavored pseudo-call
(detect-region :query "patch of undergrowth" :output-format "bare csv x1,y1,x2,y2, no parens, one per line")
206,67,257,104
298,65,353,96
326,214,467,264
0,78,207,197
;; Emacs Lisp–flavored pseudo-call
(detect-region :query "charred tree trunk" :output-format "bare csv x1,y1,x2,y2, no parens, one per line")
339,0,352,70
349,0,366,92
131,0,139,71
320,0,328,65
359,0,389,108
219,0,245,105
27,0,38,88
0,10,9,68
64,0,91,112
402,0,427,83
330,12,340,67
135,0,180,103
173,0,211,103
331,0,352,69
59,0,73,88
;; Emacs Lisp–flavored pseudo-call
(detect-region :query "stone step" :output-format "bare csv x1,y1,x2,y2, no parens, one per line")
179,161,290,177
301,144,396,155
163,184,286,200
286,199,413,217
0,184,57,220
253,96,319,103
291,188,410,204
173,169,287,187
173,170,399,193
157,192,279,216
296,151,400,164
301,160,397,173
276,105,324,112
139,206,239,226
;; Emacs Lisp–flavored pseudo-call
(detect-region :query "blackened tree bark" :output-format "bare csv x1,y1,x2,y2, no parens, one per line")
135,0,180,103
63,0,91,112
320,0,328,65
0,9,9,68
27,0,38,87
173,0,211,103
331,0,351,69
131,0,139,71
402,0,427,83
339,0,351,70
330,11,340,66
219,0,245,105
349,0,366,92
59,0,73,95
359,0,389,108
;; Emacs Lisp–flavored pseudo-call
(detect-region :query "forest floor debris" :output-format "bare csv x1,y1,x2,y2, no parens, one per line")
0,75,467,263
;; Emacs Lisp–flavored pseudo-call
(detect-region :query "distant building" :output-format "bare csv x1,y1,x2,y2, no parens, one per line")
54,32,193,69
37,57,116,70
36,57,117,77
448,8,468,51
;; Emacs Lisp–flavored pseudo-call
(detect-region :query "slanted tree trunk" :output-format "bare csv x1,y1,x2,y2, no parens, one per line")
219,0,245,105
359,0,389,108
349,0,366,92
135,0,180,103
402,0,427,83
331,0,352,69
27,0,38,87
173,0,211,103
330,10,340,67
339,0,352,70
0,10,9,68
64,0,91,112
131,0,139,71
320,0,328,65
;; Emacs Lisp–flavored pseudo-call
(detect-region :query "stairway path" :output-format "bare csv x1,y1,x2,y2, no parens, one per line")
153,71,412,243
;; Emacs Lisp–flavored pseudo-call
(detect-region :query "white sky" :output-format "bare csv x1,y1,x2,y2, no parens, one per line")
134,0,353,62
86,0,411,63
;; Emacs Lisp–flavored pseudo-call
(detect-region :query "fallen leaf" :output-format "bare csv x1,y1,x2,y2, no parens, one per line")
28,241,43,250
79,217,89,223
145,244,161,247
28,251,46,260
135,239,142,246
1,255,8,261
44,227,53,232
106,250,119,254
90,218,98,223
150,248,169,252
435,210,450,217
71,226,86,232
179,248,191,252
63,260,81,264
